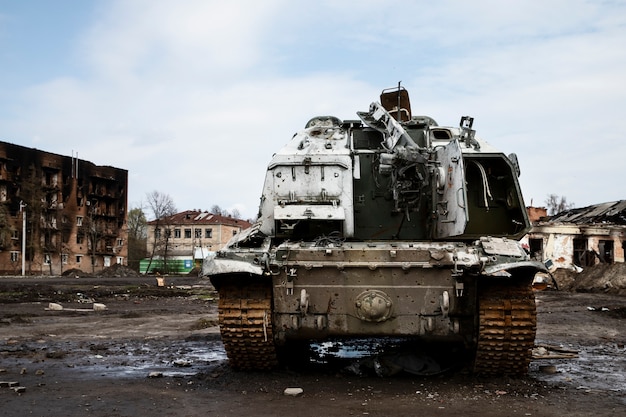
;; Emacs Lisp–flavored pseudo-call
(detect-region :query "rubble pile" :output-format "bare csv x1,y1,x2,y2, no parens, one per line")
558,263,626,295
98,264,140,278
60,265,140,279
61,268,88,278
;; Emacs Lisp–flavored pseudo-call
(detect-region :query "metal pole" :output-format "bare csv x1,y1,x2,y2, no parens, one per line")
20,201,26,276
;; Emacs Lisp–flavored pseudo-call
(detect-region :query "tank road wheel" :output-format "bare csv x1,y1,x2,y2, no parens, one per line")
474,279,537,375
217,279,278,370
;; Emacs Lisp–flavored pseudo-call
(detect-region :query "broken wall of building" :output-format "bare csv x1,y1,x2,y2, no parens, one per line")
527,224,626,270
525,201,626,271
0,141,128,275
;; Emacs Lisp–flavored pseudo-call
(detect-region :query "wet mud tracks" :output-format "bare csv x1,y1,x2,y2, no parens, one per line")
1,276,625,416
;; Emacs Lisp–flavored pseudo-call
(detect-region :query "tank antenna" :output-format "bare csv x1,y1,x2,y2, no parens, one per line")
397,81,402,120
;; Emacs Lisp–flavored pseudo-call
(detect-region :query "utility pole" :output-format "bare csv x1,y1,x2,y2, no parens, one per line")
19,201,27,276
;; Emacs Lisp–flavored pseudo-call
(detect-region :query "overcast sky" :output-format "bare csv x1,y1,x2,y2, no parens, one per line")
1,0,625,220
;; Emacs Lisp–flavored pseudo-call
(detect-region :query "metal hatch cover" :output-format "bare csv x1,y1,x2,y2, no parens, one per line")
481,237,526,257
434,139,468,238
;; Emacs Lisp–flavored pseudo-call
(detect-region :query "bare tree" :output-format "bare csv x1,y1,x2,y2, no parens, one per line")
44,203,62,275
85,201,102,274
0,204,11,251
545,194,575,216
0,204,18,274
210,204,224,216
210,205,242,219
127,206,147,272
21,164,46,274
145,191,176,274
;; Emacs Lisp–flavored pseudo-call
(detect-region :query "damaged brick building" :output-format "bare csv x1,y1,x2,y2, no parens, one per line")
0,141,128,275
524,201,626,270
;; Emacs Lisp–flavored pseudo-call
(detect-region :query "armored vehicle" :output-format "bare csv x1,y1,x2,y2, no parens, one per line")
203,86,546,375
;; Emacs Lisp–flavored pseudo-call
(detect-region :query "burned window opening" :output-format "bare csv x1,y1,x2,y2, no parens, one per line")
598,240,614,264
529,238,543,261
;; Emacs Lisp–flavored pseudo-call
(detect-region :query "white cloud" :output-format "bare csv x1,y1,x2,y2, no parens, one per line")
81,0,285,82
2,0,626,218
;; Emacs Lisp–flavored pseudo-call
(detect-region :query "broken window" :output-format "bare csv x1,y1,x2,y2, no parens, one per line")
529,238,543,261
195,229,202,238
573,238,595,267
174,228,181,238
184,228,191,239
205,229,212,239
76,216,83,226
598,240,614,264
62,254,68,264
76,255,82,263
44,171,58,187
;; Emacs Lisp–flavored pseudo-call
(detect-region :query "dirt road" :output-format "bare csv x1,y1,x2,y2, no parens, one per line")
0,275,624,416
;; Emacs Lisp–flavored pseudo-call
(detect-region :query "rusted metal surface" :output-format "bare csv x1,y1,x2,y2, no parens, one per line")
474,280,537,375
217,279,278,370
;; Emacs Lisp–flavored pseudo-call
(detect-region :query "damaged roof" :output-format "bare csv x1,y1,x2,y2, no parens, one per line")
550,200,626,225
148,210,252,228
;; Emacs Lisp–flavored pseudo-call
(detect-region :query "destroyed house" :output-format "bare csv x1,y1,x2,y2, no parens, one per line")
142,210,251,274
525,201,626,269
0,141,128,275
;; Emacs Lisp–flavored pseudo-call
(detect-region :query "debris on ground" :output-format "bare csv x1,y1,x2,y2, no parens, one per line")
61,268,88,278
45,302,108,312
554,263,626,295
283,387,304,396
532,344,578,359
99,264,140,278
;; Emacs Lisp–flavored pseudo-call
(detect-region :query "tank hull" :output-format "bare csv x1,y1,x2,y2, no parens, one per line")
270,242,475,341
208,237,541,375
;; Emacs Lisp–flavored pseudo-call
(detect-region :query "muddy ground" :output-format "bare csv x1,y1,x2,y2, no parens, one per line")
0,271,625,417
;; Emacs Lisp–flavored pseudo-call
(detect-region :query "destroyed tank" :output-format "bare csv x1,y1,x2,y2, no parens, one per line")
203,86,547,375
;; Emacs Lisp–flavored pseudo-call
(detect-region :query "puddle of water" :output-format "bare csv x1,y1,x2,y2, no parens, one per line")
309,338,464,376
0,338,227,379
9,334,624,393
532,340,626,394
311,338,398,360
74,339,227,378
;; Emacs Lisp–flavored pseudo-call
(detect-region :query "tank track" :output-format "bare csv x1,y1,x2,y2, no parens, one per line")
217,279,278,370
473,279,537,375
